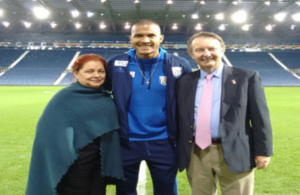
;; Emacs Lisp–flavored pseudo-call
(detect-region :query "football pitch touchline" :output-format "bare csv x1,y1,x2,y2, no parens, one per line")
43,91,57,94
137,160,147,195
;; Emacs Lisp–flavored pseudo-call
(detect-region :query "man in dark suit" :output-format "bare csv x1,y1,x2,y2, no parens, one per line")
176,31,273,195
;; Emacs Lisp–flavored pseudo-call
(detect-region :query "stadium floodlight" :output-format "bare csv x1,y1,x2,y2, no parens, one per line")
99,22,106,29
192,14,199,19
0,9,3,17
23,21,32,28
292,13,300,21
33,7,50,20
101,0,106,2
296,1,300,6
215,13,224,20
71,10,80,18
242,24,251,31
219,24,226,31
75,22,82,29
50,22,57,28
264,0,271,5
87,12,94,18
265,24,273,31
134,0,140,3
291,25,296,30
2,21,10,27
125,22,131,29
231,10,247,23
172,24,178,30
195,23,202,30
200,1,205,5
67,0,72,2
274,13,286,22
167,0,173,4
232,1,238,5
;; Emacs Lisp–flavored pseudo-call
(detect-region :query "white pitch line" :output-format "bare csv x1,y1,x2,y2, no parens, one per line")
43,91,57,94
137,160,147,195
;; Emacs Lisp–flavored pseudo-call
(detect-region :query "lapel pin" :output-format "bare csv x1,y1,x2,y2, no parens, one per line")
231,79,236,84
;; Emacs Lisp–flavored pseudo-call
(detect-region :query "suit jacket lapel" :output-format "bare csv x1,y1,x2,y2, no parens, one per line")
186,70,200,125
221,65,239,119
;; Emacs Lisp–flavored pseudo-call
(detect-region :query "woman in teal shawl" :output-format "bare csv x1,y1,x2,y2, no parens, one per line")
26,54,124,195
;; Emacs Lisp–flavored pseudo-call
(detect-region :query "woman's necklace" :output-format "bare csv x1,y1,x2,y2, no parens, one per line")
134,54,159,85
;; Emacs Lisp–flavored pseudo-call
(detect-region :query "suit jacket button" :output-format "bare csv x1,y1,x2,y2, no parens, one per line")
189,140,192,143
190,125,193,128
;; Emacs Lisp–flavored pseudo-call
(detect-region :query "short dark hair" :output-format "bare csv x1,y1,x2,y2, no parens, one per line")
131,19,161,34
187,31,226,51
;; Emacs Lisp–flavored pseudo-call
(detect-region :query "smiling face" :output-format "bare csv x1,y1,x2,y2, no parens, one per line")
74,60,106,89
188,36,225,73
129,23,164,59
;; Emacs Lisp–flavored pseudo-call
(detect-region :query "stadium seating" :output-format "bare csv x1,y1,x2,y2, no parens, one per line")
169,49,198,69
225,52,300,86
1,49,300,86
0,50,25,67
79,49,128,60
0,50,75,85
271,51,300,69
1,32,300,45
58,72,73,86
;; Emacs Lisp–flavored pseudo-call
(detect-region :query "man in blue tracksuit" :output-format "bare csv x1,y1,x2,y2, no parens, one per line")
107,20,191,195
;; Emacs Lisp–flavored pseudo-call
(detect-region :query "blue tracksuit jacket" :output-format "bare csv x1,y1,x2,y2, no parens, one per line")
107,50,192,145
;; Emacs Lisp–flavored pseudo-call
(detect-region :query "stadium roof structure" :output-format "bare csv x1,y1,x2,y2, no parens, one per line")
0,0,299,37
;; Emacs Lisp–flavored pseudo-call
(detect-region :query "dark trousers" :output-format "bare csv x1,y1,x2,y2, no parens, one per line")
116,139,178,195
56,137,106,195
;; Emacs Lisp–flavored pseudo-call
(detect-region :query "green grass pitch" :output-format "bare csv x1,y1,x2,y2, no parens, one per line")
0,86,299,195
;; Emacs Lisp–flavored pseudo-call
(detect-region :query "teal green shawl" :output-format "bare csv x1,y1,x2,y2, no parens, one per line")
26,82,124,195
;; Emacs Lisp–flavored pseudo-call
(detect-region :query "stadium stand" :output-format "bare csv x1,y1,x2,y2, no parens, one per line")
0,50,25,68
1,49,299,86
271,51,300,69
225,52,300,86
1,33,300,45
272,52,300,78
57,49,128,85
79,49,128,60
58,72,73,86
169,49,198,69
0,50,76,85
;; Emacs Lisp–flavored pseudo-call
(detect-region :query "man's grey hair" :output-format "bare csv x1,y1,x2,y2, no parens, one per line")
187,31,226,51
